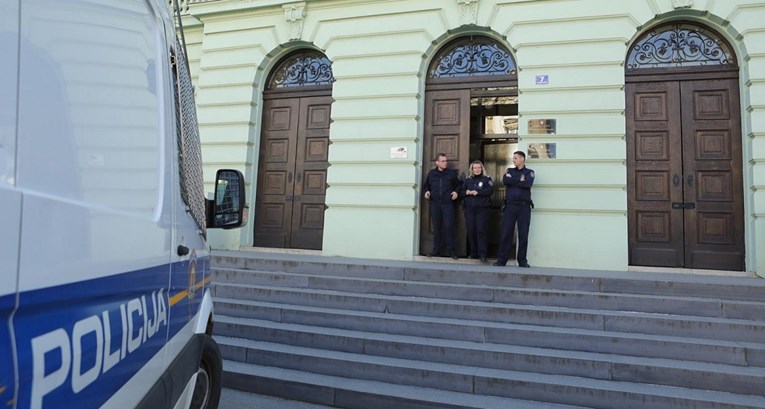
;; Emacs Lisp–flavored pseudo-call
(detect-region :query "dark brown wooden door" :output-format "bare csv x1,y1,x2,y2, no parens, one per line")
420,89,470,256
627,79,744,270
680,79,744,270
254,95,330,250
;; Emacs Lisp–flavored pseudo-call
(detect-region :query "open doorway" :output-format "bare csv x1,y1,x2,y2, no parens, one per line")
469,92,518,258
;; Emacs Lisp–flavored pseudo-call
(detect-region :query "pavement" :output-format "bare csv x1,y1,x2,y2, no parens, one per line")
219,388,335,409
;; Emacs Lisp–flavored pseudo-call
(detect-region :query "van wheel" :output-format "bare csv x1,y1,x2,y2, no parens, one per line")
190,336,222,409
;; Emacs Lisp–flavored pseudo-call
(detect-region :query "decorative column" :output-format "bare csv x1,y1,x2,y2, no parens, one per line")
456,0,479,26
283,2,307,41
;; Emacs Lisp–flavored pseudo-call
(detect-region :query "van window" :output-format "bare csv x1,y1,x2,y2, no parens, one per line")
0,3,18,187
17,1,163,217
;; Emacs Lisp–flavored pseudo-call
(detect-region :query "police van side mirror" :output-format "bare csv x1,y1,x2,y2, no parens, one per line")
207,169,248,229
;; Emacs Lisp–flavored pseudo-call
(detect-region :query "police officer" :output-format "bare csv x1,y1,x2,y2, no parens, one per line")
494,151,535,268
423,153,461,259
460,160,493,262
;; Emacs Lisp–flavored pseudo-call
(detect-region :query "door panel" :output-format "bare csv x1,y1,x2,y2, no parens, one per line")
627,82,684,267
254,98,299,248
255,96,330,250
421,90,470,256
290,96,330,250
681,79,744,270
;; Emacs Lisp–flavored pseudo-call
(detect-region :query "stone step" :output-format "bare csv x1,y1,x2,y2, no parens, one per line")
223,360,589,409
219,342,765,409
212,251,765,409
212,267,765,319
215,316,765,395
212,298,765,367
212,283,765,343
212,251,765,301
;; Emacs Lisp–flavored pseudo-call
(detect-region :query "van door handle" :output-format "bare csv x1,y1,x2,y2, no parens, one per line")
177,245,190,256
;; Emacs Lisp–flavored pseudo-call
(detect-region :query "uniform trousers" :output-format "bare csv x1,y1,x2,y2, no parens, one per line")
496,203,531,264
430,202,456,255
464,206,489,258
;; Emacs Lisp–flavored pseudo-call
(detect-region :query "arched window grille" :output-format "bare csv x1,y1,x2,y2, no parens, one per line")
626,22,736,70
428,37,516,79
267,50,334,89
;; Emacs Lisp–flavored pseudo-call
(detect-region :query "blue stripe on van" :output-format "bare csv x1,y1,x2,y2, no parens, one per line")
1,292,15,408
11,257,209,409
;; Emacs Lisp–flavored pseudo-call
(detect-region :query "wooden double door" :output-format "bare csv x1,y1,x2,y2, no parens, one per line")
627,77,745,270
254,94,331,250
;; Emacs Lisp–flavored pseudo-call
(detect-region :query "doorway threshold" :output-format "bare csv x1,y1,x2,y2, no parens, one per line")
411,256,512,267
241,246,323,256
628,265,755,278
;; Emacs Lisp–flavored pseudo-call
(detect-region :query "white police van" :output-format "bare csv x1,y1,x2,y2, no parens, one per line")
0,0,246,408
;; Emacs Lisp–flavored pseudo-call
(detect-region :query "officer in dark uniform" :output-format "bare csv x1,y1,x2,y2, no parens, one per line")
494,151,535,268
423,153,461,259
460,160,493,262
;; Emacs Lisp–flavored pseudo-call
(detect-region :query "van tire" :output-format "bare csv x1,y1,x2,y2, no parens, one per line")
191,336,222,409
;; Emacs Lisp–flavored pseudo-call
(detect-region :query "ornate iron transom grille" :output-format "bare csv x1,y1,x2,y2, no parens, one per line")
627,23,736,70
267,50,334,89
429,37,516,78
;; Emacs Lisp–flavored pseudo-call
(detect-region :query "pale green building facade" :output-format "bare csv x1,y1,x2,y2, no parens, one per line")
178,0,765,277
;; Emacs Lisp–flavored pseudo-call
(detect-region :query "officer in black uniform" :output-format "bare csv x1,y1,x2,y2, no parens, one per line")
460,160,494,262
494,151,535,268
423,153,461,259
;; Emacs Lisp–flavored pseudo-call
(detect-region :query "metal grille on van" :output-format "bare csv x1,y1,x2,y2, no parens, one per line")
174,42,206,237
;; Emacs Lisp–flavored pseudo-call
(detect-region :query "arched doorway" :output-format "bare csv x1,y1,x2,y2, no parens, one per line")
253,50,334,250
626,22,745,270
420,36,518,258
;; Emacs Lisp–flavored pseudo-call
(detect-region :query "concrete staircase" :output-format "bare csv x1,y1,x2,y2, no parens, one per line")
211,250,765,409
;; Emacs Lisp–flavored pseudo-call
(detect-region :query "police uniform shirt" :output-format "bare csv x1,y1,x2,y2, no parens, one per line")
503,166,534,203
424,167,460,203
461,175,493,208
